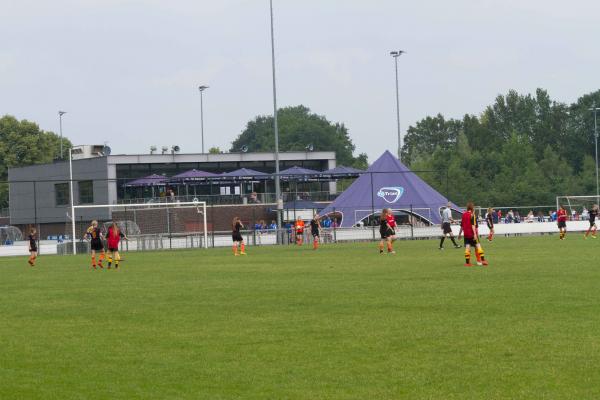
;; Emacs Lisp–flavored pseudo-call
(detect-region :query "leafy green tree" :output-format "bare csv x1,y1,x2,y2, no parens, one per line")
231,105,368,169
402,88,600,207
0,115,70,207
208,147,222,154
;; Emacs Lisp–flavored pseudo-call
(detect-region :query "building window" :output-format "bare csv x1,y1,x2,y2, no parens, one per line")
55,183,69,206
79,180,94,204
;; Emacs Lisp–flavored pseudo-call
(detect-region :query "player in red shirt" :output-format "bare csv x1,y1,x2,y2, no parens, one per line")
386,210,397,241
106,222,128,269
557,205,568,240
459,202,488,267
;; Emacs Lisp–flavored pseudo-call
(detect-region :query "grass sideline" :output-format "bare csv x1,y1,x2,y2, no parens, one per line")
1,236,600,399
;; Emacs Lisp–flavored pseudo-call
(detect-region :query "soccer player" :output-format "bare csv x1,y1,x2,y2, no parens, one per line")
379,208,395,254
28,227,37,266
310,215,321,250
294,216,305,246
557,205,568,240
232,217,246,256
460,202,488,266
106,222,127,269
85,220,105,269
439,202,461,250
386,209,397,241
584,204,598,239
486,207,495,242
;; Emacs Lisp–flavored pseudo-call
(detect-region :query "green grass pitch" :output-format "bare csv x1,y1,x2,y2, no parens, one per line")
1,236,600,399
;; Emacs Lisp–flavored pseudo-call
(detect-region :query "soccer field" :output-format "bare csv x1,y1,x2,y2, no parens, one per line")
1,236,600,399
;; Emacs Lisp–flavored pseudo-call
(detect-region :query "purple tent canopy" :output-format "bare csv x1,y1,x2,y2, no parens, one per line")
319,151,458,226
170,169,216,183
220,168,270,180
124,174,169,187
321,165,364,178
279,166,321,180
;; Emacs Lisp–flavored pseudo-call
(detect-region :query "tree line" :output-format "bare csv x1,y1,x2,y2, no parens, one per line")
402,89,600,207
0,115,69,208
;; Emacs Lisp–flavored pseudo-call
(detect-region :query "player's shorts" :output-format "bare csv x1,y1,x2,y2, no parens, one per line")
108,246,119,252
90,239,104,251
486,222,494,230
296,230,304,236
311,230,320,237
442,222,452,234
380,228,395,239
558,221,567,229
232,232,243,242
29,246,37,253
463,237,477,247
590,220,596,227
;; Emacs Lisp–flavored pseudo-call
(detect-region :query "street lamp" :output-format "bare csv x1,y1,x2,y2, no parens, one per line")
590,102,600,202
58,111,67,159
69,145,77,255
390,50,405,161
269,0,283,242
198,85,209,153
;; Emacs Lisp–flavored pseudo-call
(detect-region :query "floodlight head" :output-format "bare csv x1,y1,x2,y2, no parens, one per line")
150,145,157,154
240,145,249,153
161,146,169,154
172,145,180,153
305,144,314,152
390,50,405,57
198,85,209,92
58,110,67,116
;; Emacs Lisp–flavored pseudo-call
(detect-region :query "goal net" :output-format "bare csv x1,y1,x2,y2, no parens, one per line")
67,201,208,255
556,195,600,221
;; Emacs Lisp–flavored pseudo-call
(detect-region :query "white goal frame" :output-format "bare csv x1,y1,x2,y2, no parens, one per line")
556,195,600,215
70,201,208,255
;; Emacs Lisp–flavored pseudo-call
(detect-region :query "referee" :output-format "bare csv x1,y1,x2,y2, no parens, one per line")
440,202,461,250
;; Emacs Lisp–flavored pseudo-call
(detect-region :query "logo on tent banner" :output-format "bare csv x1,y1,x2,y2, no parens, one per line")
377,187,404,203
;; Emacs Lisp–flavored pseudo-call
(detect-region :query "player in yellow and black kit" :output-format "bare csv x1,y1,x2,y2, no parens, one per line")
310,215,321,250
28,227,37,266
85,220,106,269
232,217,246,256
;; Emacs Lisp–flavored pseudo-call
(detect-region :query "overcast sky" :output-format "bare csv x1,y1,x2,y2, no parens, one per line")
2,0,599,162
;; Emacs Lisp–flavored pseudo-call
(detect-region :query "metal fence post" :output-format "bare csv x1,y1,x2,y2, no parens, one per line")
410,204,414,239
333,207,337,243
370,172,376,240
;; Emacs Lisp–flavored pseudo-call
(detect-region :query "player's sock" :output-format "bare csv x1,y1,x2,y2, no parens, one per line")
464,250,471,265
232,244,238,255
92,256,96,268
379,242,384,253
313,238,318,250
108,256,112,267
387,242,393,253
477,247,485,261
115,256,120,268
439,236,445,248
240,243,246,254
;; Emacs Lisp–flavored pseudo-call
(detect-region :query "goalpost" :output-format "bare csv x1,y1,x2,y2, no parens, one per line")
69,201,208,255
556,195,600,219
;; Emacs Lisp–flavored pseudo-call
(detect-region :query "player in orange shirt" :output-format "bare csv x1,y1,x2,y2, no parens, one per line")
294,217,305,246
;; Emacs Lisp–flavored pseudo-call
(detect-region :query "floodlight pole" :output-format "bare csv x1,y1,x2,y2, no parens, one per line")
269,0,283,243
59,111,66,159
69,147,76,255
591,102,600,202
198,85,209,153
390,51,404,161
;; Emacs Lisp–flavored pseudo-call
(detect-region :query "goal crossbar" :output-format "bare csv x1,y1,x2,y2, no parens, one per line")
70,201,208,255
